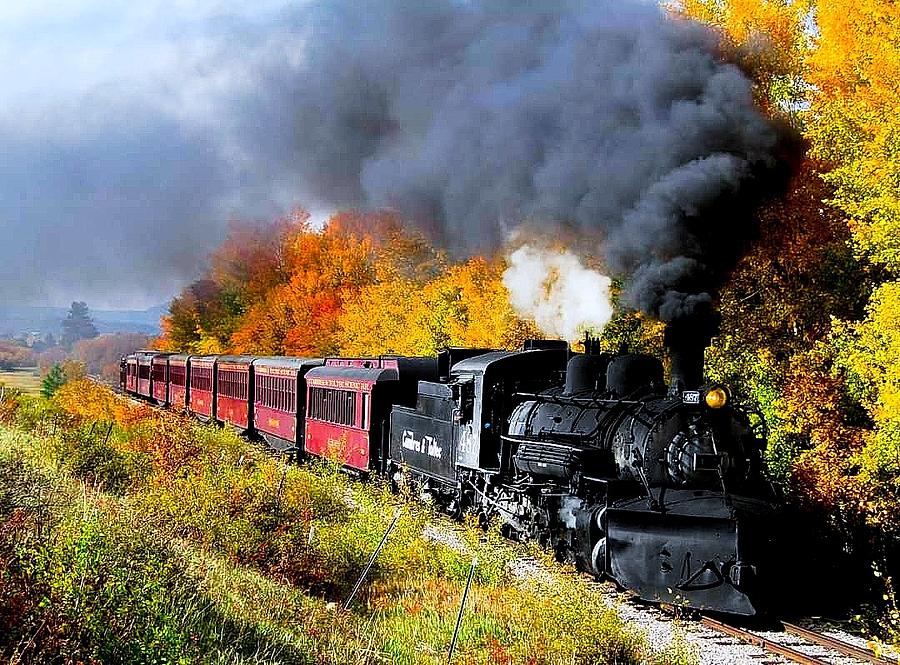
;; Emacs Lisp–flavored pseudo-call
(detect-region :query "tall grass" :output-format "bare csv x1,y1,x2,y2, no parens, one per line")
0,383,697,664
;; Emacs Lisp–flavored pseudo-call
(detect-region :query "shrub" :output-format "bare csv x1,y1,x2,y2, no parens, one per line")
0,387,697,663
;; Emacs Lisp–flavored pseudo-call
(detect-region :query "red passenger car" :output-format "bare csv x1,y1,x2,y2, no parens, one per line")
168,355,189,409
188,356,217,421
151,354,173,405
304,357,439,472
253,357,323,458
125,354,138,393
216,356,254,431
136,351,155,399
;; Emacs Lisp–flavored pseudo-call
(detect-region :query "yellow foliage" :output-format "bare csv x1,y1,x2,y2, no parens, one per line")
54,379,153,427
428,258,541,350
830,281,900,532
671,0,812,112
338,277,426,356
807,0,900,271
338,257,540,357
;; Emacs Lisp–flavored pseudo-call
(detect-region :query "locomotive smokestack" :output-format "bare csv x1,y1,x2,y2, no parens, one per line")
665,314,718,392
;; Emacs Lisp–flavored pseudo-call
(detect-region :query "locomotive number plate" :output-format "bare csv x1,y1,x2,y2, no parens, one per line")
682,391,701,404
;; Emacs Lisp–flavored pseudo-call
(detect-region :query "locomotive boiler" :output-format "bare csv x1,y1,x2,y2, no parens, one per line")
389,329,780,616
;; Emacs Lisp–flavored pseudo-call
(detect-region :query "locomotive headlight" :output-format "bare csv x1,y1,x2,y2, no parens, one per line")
705,387,728,409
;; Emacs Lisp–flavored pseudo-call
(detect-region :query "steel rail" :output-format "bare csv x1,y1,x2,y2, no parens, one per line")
781,621,897,665
701,617,830,665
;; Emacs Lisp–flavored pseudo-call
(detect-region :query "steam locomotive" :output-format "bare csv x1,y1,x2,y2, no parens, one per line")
122,328,780,616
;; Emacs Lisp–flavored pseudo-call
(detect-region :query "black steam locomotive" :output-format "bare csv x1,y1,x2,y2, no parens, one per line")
389,329,779,615
124,327,780,616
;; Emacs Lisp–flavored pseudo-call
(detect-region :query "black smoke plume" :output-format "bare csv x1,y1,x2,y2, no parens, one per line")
2,0,795,318
282,0,797,325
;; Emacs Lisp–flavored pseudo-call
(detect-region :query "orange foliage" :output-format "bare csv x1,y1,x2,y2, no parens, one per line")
230,215,375,355
0,391,20,425
159,208,542,357
782,349,867,511
807,1,900,112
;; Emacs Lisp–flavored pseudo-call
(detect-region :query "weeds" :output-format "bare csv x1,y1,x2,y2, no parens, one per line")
0,386,697,664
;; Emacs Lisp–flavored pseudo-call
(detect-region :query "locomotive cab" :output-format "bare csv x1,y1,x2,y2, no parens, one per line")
389,347,569,483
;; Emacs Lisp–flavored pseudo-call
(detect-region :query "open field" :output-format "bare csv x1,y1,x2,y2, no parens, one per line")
0,367,41,395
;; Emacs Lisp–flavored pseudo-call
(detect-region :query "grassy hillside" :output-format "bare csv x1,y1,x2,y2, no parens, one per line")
0,368,41,395
0,382,694,665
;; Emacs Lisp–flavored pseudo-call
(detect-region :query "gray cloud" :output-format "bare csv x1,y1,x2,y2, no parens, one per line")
0,2,308,308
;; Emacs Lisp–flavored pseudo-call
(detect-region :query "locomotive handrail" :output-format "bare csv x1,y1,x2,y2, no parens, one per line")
631,447,663,512
500,433,592,445
514,391,649,406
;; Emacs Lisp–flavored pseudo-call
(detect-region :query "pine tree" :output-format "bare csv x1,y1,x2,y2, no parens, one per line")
41,364,66,398
61,301,98,348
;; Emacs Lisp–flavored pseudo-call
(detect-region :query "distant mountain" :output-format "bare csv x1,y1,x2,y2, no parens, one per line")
0,305,165,338
93,305,167,334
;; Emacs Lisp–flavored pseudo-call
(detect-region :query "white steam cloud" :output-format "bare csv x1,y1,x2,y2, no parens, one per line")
503,245,614,341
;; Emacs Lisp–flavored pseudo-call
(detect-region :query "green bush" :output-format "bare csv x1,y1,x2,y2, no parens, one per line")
49,425,151,494
0,434,313,664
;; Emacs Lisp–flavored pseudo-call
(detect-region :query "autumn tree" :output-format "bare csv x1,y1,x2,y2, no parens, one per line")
210,213,298,307
72,332,151,382
419,258,540,352
157,279,231,353
339,256,540,356
0,340,34,370
329,209,447,283
158,212,305,353
800,1,900,540
806,0,900,270
230,215,376,356
670,0,813,115
338,275,426,356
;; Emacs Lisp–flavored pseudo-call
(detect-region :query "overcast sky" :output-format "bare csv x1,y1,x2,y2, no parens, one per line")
0,1,317,309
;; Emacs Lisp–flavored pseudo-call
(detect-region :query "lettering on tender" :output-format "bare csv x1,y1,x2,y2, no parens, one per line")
401,430,443,460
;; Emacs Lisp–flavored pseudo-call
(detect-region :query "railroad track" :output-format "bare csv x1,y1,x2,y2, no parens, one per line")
701,616,898,665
